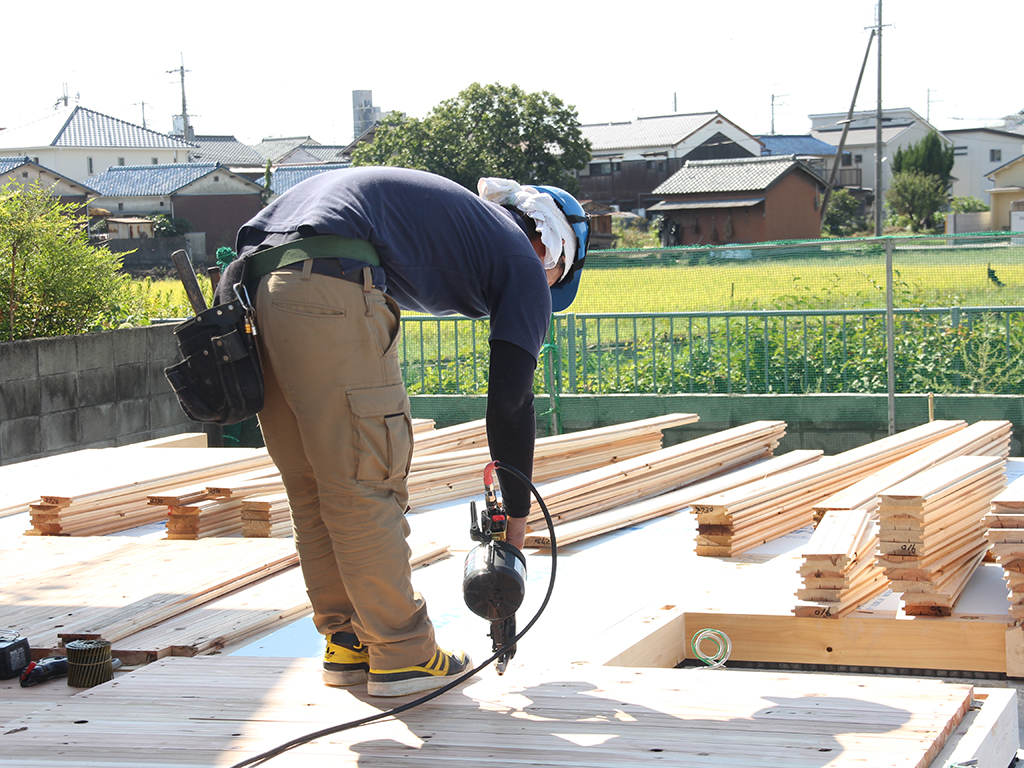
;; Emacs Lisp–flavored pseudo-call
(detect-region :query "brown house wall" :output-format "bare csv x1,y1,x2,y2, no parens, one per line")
660,170,822,246
764,172,822,241
172,194,262,252
663,198,768,246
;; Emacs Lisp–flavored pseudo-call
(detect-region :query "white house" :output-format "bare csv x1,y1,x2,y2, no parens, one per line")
0,106,195,185
809,107,948,198
942,127,1024,204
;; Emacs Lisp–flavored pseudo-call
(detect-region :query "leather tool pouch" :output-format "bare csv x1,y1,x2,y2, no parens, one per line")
164,280,264,425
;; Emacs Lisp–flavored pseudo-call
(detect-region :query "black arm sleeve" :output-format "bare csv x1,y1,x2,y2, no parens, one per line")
486,340,538,518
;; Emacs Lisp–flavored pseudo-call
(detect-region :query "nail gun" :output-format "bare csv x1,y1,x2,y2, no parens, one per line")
462,463,527,675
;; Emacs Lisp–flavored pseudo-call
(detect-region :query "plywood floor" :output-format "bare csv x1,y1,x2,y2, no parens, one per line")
0,656,976,768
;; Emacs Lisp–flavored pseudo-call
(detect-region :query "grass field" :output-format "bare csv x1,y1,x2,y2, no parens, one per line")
134,243,1024,319
570,247,1024,313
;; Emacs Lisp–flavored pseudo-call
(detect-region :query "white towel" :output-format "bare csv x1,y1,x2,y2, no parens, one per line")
477,177,577,273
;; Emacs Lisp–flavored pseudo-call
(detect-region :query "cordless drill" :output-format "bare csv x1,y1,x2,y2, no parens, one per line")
19,656,69,687
462,463,527,675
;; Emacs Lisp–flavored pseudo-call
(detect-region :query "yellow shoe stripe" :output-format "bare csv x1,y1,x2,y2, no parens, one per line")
369,650,460,677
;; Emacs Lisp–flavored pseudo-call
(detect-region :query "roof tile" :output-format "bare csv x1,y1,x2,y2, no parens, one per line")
0,106,194,150
582,113,718,152
653,155,820,195
271,163,350,196
87,164,222,196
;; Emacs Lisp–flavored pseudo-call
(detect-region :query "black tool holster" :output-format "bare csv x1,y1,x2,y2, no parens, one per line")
164,271,264,426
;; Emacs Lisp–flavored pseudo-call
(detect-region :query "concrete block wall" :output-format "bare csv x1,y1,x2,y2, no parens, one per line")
4,327,1022,467
0,325,212,466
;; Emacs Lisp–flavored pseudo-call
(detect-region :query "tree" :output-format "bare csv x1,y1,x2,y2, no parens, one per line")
949,195,990,213
146,213,192,237
891,131,955,191
0,180,130,341
885,170,948,232
351,82,592,194
822,188,866,236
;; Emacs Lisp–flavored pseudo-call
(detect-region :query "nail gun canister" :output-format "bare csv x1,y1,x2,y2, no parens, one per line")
463,540,527,622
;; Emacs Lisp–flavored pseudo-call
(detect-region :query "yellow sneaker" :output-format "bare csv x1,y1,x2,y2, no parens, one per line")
322,632,370,686
366,648,472,697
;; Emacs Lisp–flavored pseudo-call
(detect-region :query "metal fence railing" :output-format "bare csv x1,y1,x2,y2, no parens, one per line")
399,306,1024,398
398,232,1024,434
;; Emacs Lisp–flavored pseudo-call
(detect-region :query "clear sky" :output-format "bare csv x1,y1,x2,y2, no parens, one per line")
7,0,1018,147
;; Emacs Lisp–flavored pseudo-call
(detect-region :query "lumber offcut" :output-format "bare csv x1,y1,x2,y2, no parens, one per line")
241,493,292,538
877,455,1006,616
692,419,976,558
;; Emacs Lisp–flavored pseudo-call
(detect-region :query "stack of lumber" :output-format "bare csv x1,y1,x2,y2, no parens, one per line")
877,455,1006,616
812,420,1011,524
409,413,699,510
166,499,248,539
0,433,210,519
154,467,286,540
523,421,788,527
25,448,275,536
982,475,1024,619
524,449,822,548
411,418,489,455
692,420,972,558
793,508,889,618
241,493,292,538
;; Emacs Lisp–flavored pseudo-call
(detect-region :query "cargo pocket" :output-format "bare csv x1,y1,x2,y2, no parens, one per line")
347,383,413,490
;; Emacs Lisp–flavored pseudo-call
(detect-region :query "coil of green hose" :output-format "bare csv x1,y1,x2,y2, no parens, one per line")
690,628,731,669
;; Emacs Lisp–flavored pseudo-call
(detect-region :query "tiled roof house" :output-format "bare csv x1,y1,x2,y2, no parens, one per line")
87,163,264,252
190,136,268,169
0,106,195,184
0,155,97,206
577,112,763,214
649,155,826,246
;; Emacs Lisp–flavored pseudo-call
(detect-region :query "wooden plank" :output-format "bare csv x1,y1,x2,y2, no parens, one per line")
929,688,1019,768
684,612,1009,673
0,537,300,653
0,657,977,768
524,450,821,548
813,420,1009,519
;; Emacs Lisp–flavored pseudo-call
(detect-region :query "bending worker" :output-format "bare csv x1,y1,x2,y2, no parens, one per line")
217,166,590,697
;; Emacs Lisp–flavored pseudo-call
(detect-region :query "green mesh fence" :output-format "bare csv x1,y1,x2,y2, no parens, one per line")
398,231,1024,429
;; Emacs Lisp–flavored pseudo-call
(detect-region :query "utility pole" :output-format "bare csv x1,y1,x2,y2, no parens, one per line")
926,89,941,124
167,54,192,140
134,101,149,129
771,93,788,135
874,0,884,236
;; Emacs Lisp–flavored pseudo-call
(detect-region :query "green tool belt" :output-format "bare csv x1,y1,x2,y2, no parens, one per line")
250,236,380,281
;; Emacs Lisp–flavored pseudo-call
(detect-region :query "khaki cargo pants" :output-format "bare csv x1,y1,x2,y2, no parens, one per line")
254,262,435,669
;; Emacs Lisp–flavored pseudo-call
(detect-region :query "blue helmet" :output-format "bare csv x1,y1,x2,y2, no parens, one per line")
530,185,591,313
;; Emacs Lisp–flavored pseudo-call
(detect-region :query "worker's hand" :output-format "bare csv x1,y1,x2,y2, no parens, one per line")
505,516,527,550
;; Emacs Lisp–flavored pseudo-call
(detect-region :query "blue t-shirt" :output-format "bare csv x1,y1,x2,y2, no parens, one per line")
238,167,551,360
